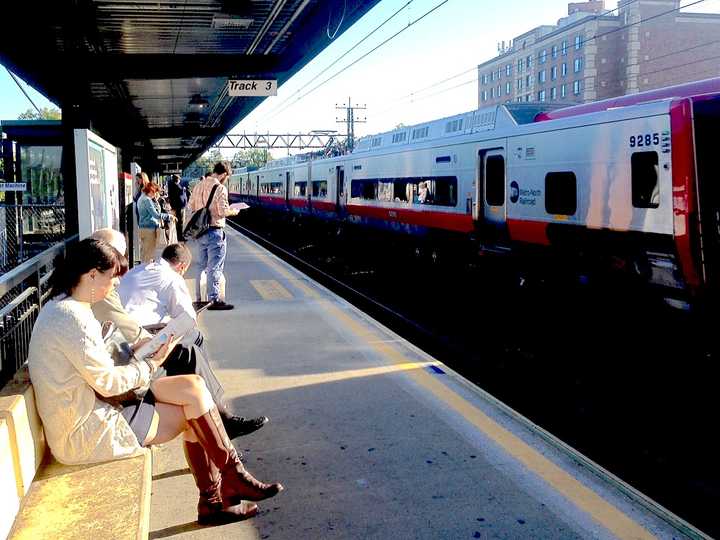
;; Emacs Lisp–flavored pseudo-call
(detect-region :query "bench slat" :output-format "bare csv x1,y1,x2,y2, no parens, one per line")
0,384,46,498
0,419,21,540
9,451,152,540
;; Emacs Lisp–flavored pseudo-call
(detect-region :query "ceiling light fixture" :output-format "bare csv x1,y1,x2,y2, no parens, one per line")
212,15,253,29
189,94,209,108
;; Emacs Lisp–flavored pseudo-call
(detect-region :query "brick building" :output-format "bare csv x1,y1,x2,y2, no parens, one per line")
478,0,720,107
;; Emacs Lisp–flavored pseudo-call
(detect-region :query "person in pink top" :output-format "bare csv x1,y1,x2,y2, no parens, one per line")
188,162,240,310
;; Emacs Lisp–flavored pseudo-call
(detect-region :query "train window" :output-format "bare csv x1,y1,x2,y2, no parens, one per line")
428,177,457,207
312,180,328,198
485,155,505,207
631,151,659,209
294,181,307,197
394,180,410,202
260,182,284,195
545,172,577,215
378,181,394,202
351,179,378,200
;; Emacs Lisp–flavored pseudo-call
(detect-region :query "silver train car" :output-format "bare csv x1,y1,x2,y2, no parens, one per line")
228,78,720,300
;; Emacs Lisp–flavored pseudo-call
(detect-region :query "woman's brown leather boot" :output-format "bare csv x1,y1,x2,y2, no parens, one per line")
188,407,284,504
183,440,259,524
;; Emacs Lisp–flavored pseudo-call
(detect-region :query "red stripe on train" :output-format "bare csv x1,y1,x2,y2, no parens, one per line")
288,198,308,209
670,99,702,290
506,219,550,246
346,204,474,232
311,200,336,211
259,195,285,205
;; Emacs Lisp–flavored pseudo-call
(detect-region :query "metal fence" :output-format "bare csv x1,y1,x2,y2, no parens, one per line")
0,238,74,387
0,204,65,274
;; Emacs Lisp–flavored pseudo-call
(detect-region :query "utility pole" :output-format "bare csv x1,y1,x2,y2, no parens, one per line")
335,97,366,153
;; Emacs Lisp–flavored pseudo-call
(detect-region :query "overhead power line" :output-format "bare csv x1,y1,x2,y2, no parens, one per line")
262,0,417,120
263,0,450,123
375,0,647,114
576,0,708,49
390,35,720,112
4,67,41,115
383,0,713,112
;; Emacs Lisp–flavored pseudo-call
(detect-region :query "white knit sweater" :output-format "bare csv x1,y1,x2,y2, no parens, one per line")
28,297,153,464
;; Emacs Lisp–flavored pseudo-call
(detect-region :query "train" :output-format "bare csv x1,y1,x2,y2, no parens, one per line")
226,78,720,304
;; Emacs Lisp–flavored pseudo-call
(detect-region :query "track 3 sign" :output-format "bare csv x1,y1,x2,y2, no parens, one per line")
228,80,277,96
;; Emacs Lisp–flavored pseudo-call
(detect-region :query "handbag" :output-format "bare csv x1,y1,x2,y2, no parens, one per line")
183,184,220,240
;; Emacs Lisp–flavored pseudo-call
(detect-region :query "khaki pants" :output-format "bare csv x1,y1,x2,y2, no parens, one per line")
139,228,159,263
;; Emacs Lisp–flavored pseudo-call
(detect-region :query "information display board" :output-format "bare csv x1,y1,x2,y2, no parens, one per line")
74,130,119,238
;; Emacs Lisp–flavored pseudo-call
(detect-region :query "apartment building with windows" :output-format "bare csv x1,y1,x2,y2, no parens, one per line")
478,0,720,107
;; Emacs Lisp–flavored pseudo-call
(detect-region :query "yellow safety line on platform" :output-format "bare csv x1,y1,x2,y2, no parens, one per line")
218,362,437,397
233,233,658,540
250,279,294,300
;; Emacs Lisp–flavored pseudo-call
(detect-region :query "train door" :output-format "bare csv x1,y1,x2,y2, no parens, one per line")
693,95,720,291
336,165,346,214
306,162,313,213
285,171,291,209
477,148,509,245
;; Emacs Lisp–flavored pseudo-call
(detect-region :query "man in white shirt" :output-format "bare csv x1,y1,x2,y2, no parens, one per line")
118,242,268,438
119,243,195,328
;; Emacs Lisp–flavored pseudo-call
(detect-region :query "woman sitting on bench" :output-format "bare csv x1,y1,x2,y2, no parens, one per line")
28,238,283,524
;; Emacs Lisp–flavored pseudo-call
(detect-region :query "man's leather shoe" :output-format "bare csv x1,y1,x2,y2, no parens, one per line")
220,412,269,439
207,300,235,310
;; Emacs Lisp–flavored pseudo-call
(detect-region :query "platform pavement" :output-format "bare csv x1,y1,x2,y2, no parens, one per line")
146,229,695,540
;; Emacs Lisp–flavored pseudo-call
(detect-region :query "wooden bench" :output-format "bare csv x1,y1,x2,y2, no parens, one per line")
0,369,152,540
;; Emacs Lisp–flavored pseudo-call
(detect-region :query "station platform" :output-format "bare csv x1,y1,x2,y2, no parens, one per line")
148,227,695,540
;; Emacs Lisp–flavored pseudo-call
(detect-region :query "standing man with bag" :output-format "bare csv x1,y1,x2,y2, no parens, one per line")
168,174,188,242
187,162,239,310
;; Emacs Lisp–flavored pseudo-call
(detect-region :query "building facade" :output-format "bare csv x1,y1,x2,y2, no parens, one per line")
478,0,720,107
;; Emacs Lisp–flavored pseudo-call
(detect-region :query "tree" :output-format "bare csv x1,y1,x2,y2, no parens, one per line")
17,107,61,120
183,149,224,180
231,149,272,169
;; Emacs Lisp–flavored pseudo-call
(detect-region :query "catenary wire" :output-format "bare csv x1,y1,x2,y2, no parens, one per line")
273,0,644,120
4,67,41,115
393,36,720,112
262,0,450,123
261,0,418,120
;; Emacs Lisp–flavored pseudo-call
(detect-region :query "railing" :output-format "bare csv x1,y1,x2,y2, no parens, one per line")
0,236,76,387
0,204,66,274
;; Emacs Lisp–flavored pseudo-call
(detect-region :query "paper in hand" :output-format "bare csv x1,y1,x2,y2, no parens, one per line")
134,312,195,359
229,202,250,211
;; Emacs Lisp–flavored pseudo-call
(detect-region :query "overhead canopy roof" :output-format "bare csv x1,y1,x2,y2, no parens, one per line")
0,0,380,170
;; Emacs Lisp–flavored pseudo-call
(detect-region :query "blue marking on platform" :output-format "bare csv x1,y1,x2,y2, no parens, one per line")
427,365,445,374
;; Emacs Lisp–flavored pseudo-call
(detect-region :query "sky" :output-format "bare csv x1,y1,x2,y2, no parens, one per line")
1,0,719,160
